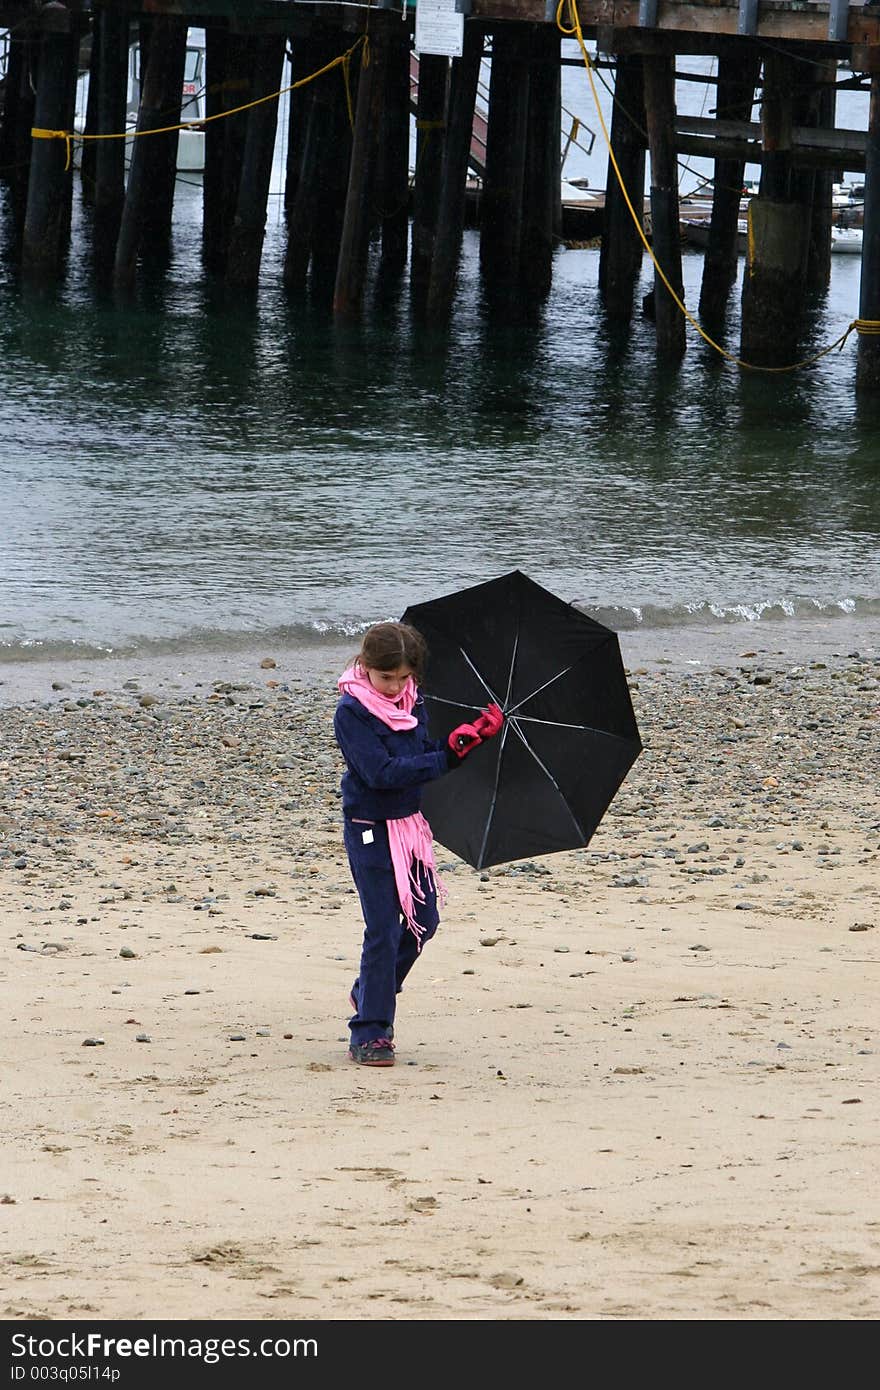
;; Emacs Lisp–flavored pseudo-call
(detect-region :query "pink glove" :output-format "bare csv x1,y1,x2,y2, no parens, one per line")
448,722,482,759
472,702,504,740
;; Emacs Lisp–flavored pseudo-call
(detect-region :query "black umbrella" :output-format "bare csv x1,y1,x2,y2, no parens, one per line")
402,570,642,870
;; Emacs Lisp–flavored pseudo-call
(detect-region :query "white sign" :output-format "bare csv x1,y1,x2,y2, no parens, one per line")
415,0,464,59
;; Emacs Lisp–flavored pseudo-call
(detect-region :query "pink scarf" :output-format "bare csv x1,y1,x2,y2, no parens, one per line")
338,663,447,944
338,663,418,729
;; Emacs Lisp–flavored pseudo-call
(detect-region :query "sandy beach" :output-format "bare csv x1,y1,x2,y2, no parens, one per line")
1,634,878,1321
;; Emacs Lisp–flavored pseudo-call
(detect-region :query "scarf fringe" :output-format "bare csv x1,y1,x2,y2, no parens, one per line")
388,812,447,948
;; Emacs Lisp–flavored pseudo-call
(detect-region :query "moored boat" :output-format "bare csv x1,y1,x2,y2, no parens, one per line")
681,216,863,256
74,27,206,174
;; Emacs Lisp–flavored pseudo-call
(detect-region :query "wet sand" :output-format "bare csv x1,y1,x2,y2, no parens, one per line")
1,637,878,1320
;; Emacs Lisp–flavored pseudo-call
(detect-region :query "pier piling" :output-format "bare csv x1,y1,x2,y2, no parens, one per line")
740,53,808,365
334,31,388,315
643,51,686,360
202,21,229,275
309,43,355,303
698,52,759,327
520,24,560,301
80,16,101,204
598,54,647,318
425,24,483,324
0,24,37,249
410,53,448,304
480,24,530,296
283,31,355,299
805,61,836,292
284,36,321,220
283,39,334,295
113,15,186,288
22,3,80,281
92,8,130,263
218,33,254,276
857,71,880,391
225,34,286,289
377,28,412,279
740,198,809,364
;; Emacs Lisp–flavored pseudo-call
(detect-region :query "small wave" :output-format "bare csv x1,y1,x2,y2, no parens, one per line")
0,620,373,665
2,598,880,664
583,596,880,631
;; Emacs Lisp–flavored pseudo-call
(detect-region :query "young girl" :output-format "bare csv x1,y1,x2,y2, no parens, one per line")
334,621,503,1066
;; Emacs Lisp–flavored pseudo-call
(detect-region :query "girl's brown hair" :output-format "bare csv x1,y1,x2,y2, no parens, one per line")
355,621,428,683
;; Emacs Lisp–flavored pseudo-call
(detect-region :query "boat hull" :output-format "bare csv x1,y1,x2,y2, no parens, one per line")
680,218,862,256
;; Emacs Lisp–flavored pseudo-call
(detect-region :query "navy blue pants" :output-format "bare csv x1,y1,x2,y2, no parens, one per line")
344,817,439,1046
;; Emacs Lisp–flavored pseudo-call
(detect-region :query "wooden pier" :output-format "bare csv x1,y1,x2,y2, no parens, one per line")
2,0,880,383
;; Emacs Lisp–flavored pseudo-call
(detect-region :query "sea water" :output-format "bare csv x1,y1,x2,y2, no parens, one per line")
1,43,878,682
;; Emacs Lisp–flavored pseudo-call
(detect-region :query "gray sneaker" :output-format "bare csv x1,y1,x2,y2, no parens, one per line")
349,1038,395,1067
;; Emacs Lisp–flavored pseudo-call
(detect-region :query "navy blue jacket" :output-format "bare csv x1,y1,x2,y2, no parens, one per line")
334,692,452,822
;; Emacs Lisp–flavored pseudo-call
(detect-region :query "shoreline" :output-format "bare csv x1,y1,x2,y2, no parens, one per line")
1,614,879,710
2,635,878,1319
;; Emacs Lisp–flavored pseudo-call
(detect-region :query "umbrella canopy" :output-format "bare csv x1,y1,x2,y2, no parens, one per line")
402,570,642,870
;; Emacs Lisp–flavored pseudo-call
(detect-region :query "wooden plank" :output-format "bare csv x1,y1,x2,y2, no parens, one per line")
3,0,878,50
675,133,867,169
471,0,880,46
677,113,869,155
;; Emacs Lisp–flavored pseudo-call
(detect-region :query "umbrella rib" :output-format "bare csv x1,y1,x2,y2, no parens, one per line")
516,715,630,740
503,625,520,709
476,722,510,870
423,694,486,714
505,660,580,717
507,717,587,844
459,647,501,706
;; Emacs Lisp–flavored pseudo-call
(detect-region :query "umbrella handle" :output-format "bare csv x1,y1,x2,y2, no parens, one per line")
448,721,483,758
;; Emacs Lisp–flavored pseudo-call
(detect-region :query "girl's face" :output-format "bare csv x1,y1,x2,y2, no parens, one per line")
367,664,413,698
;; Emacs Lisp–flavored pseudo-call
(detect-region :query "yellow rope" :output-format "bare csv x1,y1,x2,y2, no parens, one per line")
33,35,368,172
31,126,74,171
557,0,877,372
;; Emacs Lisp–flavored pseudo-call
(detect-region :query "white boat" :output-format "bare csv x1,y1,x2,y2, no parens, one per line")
74,27,206,174
681,217,862,256
832,180,864,208
830,225,863,254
